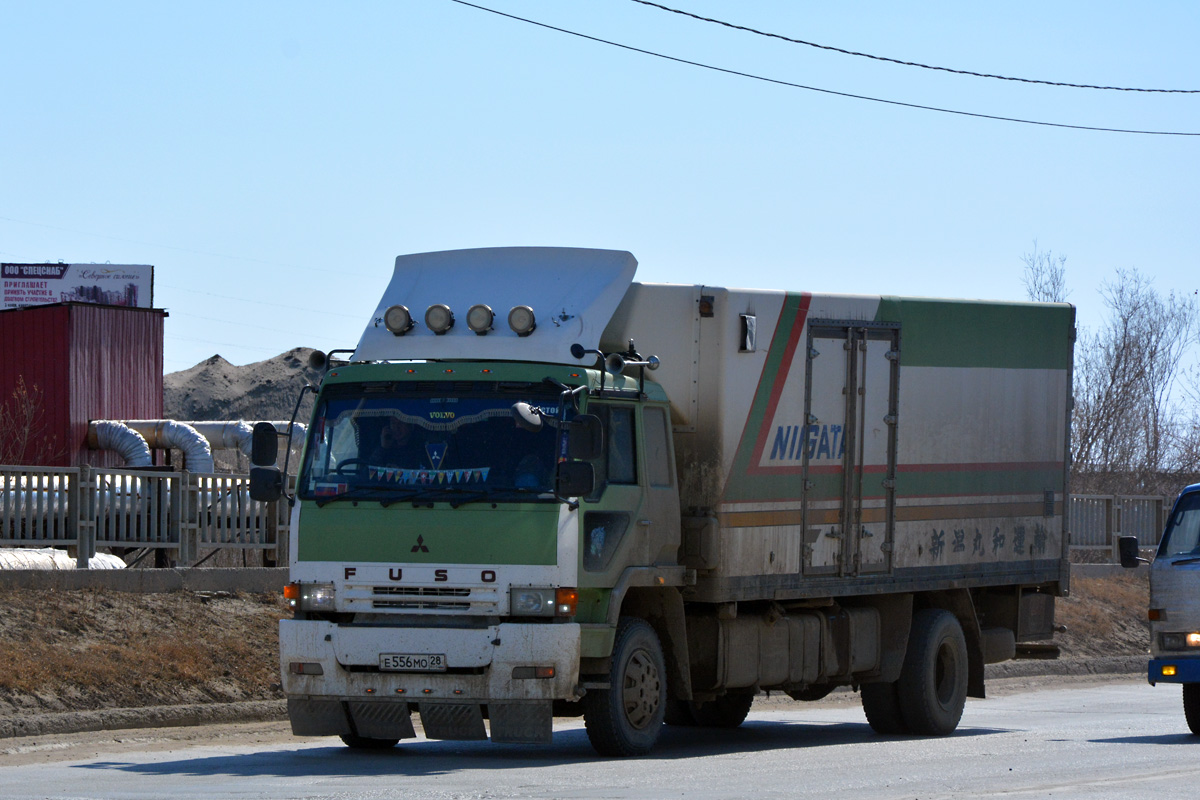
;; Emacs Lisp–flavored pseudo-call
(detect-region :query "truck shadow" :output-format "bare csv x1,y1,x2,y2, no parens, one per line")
1089,733,1198,746
74,720,1005,779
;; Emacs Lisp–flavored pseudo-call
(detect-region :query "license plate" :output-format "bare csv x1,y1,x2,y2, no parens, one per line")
380,653,447,672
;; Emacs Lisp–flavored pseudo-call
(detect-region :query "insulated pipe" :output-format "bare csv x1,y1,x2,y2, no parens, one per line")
108,420,214,473
90,420,307,460
89,420,153,468
176,421,307,455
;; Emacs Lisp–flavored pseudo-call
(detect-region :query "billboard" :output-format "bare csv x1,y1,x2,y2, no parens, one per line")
1,263,154,310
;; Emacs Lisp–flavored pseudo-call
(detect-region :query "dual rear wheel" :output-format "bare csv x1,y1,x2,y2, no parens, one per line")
861,608,968,736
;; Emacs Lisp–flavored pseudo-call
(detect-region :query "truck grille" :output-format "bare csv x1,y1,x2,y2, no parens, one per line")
371,585,473,610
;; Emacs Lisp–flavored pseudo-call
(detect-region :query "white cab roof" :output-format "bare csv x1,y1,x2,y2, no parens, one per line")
354,247,637,365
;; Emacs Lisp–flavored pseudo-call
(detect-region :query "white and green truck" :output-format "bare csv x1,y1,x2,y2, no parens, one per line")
250,246,1074,756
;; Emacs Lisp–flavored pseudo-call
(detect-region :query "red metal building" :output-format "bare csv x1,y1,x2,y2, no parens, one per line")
0,302,167,467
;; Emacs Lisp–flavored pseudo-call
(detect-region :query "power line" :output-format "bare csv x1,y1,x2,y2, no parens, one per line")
631,0,1199,94
448,0,1200,136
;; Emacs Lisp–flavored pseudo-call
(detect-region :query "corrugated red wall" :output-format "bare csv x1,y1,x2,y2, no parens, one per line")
0,303,165,467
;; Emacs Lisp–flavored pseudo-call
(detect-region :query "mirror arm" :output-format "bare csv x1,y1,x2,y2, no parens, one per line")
280,384,316,506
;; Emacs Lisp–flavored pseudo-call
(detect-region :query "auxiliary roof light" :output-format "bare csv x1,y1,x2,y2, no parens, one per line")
467,304,495,335
425,303,455,335
508,305,536,337
383,305,414,336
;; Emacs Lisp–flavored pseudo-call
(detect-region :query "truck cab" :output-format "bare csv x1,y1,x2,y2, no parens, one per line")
1123,484,1200,734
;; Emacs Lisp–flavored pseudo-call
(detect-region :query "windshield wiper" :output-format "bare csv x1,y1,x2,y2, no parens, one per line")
1168,555,1200,565
311,484,402,508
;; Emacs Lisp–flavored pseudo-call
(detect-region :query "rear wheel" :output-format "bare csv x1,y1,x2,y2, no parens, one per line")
689,691,755,728
339,734,399,750
1183,684,1200,735
584,617,667,757
897,609,968,735
861,681,909,735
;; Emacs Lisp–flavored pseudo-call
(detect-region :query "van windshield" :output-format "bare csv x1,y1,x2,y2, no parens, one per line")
1159,491,1200,558
298,383,567,504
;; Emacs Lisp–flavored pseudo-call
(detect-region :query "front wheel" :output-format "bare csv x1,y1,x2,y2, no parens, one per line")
1184,684,1200,735
584,617,667,757
339,734,399,750
896,608,968,735
689,692,755,728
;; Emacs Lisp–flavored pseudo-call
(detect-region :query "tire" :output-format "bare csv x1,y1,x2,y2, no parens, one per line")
689,692,755,728
584,617,667,757
896,608,968,735
1184,684,1200,735
663,696,696,727
861,681,910,735
339,734,400,750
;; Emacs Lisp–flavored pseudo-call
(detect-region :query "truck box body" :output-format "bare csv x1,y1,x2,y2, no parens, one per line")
270,247,1074,755
601,284,1072,602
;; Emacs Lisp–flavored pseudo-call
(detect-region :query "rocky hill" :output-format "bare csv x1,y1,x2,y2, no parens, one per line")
164,347,320,424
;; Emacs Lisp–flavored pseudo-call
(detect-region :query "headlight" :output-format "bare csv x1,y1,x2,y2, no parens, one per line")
284,582,336,612
1160,632,1200,650
510,587,577,617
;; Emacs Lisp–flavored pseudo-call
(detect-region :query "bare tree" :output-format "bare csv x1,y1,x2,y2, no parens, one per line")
1070,268,1197,494
1021,240,1069,304
0,376,64,465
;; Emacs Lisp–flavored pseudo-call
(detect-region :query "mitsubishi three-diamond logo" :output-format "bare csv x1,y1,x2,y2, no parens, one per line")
411,535,429,553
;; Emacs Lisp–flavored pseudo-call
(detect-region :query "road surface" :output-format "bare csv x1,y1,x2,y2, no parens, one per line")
1,678,1195,799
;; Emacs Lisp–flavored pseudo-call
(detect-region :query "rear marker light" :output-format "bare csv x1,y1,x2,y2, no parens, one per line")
288,662,324,676
513,666,555,680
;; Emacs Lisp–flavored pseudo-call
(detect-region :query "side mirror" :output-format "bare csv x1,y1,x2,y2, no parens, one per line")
512,402,545,432
567,414,602,461
251,422,279,466
557,461,595,497
1118,535,1144,569
249,466,283,502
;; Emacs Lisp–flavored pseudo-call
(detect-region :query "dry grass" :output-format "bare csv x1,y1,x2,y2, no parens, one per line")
1053,571,1150,657
0,571,1152,718
0,588,289,714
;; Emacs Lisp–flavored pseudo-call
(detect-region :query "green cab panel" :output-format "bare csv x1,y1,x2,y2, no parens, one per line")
296,503,560,564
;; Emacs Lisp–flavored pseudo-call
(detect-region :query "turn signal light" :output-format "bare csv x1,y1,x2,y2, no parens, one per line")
555,587,579,617
1163,665,1178,677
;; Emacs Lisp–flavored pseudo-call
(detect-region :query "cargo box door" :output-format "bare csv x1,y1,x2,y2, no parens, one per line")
802,322,899,577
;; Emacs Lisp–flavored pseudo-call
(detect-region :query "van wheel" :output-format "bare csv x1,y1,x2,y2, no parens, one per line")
584,617,666,756
339,734,399,749
861,681,909,735
689,691,755,728
1184,684,1200,735
897,609,968,735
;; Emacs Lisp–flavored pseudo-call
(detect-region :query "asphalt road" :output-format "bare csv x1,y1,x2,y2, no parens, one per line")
1,680,1196,800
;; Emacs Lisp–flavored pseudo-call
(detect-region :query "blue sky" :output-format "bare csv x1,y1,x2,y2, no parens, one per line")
2,1,1197,372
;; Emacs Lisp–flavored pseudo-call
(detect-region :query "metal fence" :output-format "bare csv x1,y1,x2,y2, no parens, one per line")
1068,494,1170,558
1,465,289,567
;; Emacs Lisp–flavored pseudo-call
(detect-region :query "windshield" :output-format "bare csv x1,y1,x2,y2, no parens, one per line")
1158,491,1200,558
299,382,568,504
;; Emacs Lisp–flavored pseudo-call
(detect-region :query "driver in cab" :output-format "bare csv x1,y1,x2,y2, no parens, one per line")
369,417,424,467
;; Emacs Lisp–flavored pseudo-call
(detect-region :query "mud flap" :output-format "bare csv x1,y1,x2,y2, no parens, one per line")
419,703,487,740
488,702,553,744
348,701,417,740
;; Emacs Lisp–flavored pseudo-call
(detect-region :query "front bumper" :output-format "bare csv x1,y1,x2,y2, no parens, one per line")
278,618,582,743
1148,656,1200,685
